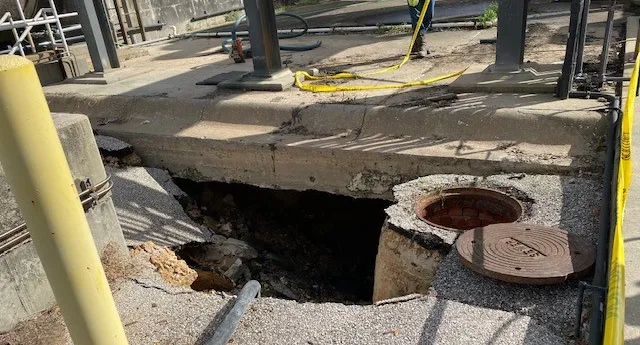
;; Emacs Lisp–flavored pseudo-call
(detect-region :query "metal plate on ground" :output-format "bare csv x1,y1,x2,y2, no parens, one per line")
456,223,595,285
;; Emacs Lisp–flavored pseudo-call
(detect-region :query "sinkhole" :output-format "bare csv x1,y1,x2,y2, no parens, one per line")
174,179,392,304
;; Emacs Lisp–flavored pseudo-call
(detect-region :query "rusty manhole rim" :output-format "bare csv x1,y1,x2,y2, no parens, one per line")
415,187,524,232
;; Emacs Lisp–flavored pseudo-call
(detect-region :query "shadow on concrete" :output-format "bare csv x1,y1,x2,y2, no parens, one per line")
107,166,212,247
418,298,446,344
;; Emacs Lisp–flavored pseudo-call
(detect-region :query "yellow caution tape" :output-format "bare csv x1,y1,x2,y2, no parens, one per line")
294,0,466,92
603,50,639,345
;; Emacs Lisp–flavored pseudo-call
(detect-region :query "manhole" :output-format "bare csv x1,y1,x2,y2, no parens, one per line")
456,223,596,285
416,188,522,231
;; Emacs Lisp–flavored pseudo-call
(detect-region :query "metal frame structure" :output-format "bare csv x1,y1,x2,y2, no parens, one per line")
0,0,75,56
494,0,529,71
557,0,620,99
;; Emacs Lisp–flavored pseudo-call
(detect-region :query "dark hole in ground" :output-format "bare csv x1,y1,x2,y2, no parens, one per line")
174,179,392,304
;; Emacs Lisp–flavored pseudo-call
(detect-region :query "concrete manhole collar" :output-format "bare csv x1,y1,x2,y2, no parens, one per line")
415,187,522,232
456,223,596,285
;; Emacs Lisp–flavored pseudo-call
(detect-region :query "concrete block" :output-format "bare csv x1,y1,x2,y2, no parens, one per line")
372,225,444,302
34,60,64,86
450,63,562,94
60,55,90,79
0,113,127,332
218,69,294,92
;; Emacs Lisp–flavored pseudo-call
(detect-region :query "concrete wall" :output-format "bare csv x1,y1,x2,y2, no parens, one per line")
104,0,243,42
0,113,127,332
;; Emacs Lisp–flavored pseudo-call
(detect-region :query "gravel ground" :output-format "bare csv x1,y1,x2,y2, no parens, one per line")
231,296,564,345
107,166,215,246
389,173,602,337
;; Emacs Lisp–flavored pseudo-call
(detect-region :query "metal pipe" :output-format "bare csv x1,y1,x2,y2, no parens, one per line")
113,0,129,44
204,280,261,345
14,0,36,53
0,55,128,345
557,0,584,99
569,90,620,345
131,0,146,41
48,0,69,54
193,22,476,38
575,0,592,75
191,6,244,22
598,0,616,83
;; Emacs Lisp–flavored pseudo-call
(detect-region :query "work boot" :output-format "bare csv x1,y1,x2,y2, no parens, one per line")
411,32,430,58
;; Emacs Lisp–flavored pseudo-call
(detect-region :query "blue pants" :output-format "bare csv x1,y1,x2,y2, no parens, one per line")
408,0,435,35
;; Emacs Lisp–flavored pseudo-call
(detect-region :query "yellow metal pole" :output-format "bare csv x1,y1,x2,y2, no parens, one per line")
0,55,128,345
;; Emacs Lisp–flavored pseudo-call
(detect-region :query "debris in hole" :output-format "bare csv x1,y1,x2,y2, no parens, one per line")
131,241,197,288
95,135,143,167
174,179,391,303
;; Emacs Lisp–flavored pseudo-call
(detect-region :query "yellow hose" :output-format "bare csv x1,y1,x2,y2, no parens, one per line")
294,0,467,92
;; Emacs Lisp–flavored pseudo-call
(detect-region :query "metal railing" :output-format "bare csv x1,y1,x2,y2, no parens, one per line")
0,0,79,57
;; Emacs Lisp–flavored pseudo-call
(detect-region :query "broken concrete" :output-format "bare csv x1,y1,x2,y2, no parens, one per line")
0,113,127,332
107,166,214,246
373,173,601,336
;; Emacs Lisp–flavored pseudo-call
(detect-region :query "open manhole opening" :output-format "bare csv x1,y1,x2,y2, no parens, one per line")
174,179,392,304
416,187,522,231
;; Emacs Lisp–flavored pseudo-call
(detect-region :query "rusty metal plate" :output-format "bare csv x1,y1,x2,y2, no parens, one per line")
456,223,595,285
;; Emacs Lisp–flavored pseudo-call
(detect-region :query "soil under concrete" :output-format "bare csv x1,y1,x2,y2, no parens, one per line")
174,179,392,303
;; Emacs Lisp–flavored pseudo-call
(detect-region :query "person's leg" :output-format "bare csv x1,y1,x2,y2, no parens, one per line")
409,0,434,57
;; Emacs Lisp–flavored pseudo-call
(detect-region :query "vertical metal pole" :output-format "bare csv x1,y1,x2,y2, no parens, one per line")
93,0,120,68
0,55,129,345
575,0,591,75
244,0,284,77
495,0,529,71
73,0,119,71
113,0,129,45
598,0,616,82
131,0,146,41
557,0,584,99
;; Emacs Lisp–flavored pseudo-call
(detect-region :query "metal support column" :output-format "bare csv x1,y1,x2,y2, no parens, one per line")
575,0,591,75
73,0,119,72
495,0,529,71
244,0,284,77
557,0,584,99
598,0,616,83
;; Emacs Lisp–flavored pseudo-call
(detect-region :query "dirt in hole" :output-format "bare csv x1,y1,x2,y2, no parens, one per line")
174,179,392,304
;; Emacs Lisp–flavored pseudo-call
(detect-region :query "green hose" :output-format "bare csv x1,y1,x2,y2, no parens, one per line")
221,12,322,53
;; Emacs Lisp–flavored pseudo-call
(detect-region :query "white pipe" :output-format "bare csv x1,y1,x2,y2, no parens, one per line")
48,0,69,54
170,25,177,37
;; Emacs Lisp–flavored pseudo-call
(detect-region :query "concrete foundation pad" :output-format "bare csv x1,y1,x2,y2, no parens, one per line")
46,93,606,199
217,69,295,91
450,63,562,94
375,174,601,336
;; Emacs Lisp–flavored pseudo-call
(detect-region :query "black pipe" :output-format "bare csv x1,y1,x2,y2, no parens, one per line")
557,0,585,99
575,0,592,75
191,6,244,22
598,0,617,83
204,280,261,345
569,90,620,345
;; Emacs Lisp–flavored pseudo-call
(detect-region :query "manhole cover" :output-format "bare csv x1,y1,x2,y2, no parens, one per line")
456,223,596,285
416,188,522,232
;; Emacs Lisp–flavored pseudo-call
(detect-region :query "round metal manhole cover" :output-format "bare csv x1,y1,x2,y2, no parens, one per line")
456,223,596,285
416,188,522,232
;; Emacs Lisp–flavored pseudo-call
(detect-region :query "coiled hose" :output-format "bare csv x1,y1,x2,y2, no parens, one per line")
221,12,322,54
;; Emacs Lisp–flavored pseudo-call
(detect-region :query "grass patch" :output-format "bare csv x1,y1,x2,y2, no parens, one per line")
224,10,244,22
374,24,411,35
477,2,498,28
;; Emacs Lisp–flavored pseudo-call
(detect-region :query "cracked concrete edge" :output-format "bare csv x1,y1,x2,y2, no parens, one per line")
45,92,606,150
385,174,601,248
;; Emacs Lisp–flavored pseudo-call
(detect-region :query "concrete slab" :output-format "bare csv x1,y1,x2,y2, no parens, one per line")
47,91,607,199
107,166,214,246
449,63,562,94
